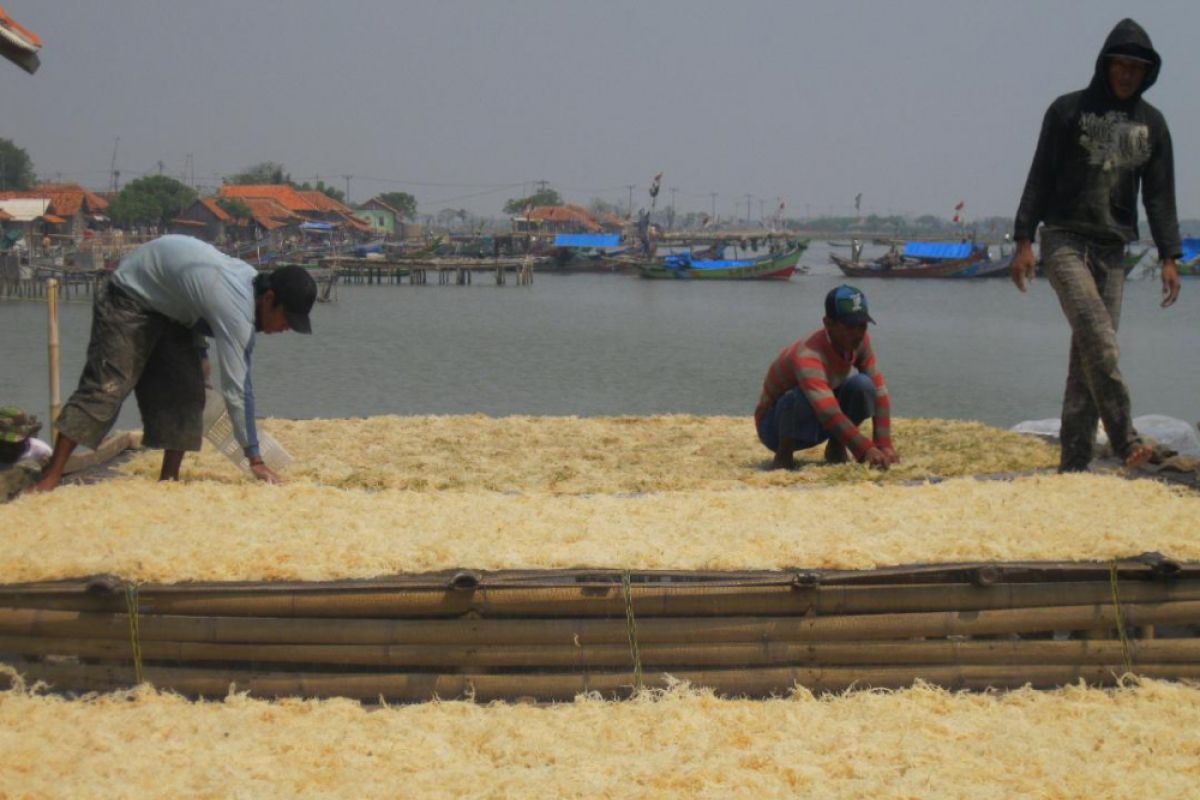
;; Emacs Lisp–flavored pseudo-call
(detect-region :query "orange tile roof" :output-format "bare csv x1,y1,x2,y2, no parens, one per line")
0,184,108,217
238,197,303,230
198,197,232,222
526,204,602,232
220,184,320,213
0,4,41,48
297,190,352,214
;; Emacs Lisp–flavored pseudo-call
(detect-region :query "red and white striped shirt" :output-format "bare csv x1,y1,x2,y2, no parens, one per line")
755,329,892,460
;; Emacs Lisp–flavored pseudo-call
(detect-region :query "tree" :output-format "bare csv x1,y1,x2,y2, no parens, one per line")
0,138,35,191
107,175,197,228
295,180,345,204
502,188,562,214
227,161,290,185
376,191,417,220
587,198,622,218
216,197,252,220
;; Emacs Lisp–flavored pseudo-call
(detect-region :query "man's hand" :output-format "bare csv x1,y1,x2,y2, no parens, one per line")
877,445,901,467
862,447,891,471
249,459,283,484
1010,240,1037,292
1160,259,1181,308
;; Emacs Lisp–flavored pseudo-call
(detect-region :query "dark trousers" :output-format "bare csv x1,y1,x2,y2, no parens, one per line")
757,373,876,453
1041,227,1140,469
57,281,205,451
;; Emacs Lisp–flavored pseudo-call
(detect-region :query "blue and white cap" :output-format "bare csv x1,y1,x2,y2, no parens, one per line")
824,285,875,325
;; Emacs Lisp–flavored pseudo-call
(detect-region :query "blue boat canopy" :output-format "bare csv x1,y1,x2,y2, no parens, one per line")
903,241,975,260
554,233,621,248
300,221,335,231
1181,238,1200,262
663,253,755,270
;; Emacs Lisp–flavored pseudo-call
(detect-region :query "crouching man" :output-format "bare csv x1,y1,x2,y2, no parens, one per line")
755,285,899,470
32,235,316,492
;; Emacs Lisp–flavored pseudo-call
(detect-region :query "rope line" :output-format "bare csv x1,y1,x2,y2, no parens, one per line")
124,582,144,685
1109,562,1134,676
622,571,644,692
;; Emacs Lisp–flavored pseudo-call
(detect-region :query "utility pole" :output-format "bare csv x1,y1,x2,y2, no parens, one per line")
343,174,352,205
156,160,165,176
758,198,764,222
626,184,635,217
709,192,717,222
743,194,753,225
108,136,120,193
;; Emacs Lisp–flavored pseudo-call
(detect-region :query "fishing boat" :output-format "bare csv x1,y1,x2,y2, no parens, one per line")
638,246,805,280
832,241,988,278
1177,238,1200,277
548,233,631,272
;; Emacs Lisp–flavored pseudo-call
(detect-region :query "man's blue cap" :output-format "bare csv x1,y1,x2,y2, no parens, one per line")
824,285,875,325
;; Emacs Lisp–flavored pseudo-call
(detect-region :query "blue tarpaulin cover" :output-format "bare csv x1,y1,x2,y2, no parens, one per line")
554,233,621,248
663,253,755,270
1181,238,1200,262
903,241,975,260
300,221,335,231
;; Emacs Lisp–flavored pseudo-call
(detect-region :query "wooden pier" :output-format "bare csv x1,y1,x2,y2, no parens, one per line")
319,257,539,287
0,257,106,302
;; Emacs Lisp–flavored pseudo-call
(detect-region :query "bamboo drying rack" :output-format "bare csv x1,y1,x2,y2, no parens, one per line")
2,557,1197,702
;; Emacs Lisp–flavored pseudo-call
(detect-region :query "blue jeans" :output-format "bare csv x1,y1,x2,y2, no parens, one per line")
757,373,876,453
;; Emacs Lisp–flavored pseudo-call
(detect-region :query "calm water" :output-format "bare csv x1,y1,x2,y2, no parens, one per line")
2,243,1198,435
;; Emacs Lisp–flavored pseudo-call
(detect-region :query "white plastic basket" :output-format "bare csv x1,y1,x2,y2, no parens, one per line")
202,390,291,475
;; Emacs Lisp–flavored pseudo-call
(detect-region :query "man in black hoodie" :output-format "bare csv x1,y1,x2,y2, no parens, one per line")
1011,18,1182,472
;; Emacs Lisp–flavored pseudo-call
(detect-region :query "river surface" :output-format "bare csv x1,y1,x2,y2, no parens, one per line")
2,242,1198,435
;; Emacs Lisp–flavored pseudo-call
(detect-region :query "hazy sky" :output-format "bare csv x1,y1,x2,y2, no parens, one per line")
4,1,1198,221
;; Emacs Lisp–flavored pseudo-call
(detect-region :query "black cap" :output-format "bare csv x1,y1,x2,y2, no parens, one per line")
268,265,317,334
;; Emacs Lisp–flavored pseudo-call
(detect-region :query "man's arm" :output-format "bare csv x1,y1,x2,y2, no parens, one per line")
1143,120,1183,308
858,340,898,467
795,353,874,463
1011,104,1059,291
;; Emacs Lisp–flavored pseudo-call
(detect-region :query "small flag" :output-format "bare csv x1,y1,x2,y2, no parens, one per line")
854,193,862,213
649,172,663,198
953,200,965,224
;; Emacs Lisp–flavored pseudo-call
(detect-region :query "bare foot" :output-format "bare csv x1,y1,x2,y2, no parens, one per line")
824,439,849,464
26,477,60,494
1124,443,1154,471
769,452,796,470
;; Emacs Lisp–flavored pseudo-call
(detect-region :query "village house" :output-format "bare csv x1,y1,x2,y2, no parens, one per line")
170,197,232,243
0,184,109,242
219,185,371,238
354,196,403,239
512,204,603,234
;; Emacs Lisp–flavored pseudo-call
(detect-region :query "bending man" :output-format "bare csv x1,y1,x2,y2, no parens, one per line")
33,235,316,491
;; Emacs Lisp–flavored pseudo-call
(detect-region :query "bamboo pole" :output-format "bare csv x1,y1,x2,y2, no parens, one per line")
7,662,1200,702
2,635,1198,670
5,580,1199,619
46,277,60,440
3,600,1198,646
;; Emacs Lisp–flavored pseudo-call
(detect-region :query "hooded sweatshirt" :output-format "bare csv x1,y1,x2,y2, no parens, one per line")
1013,18,1181,260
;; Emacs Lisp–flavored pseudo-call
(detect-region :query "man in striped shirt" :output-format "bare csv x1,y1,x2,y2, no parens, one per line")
755,285,898,471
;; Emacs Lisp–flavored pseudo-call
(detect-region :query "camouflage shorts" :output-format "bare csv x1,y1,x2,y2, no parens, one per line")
57,280,206,452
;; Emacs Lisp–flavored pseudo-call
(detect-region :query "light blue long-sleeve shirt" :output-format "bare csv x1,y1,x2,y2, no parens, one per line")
111,235,261,457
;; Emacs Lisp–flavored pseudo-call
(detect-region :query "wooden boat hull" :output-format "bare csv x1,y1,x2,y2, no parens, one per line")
831,250,986,279
639,248,804,280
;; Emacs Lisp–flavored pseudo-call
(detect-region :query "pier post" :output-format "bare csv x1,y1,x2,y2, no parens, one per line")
47,278,61,440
